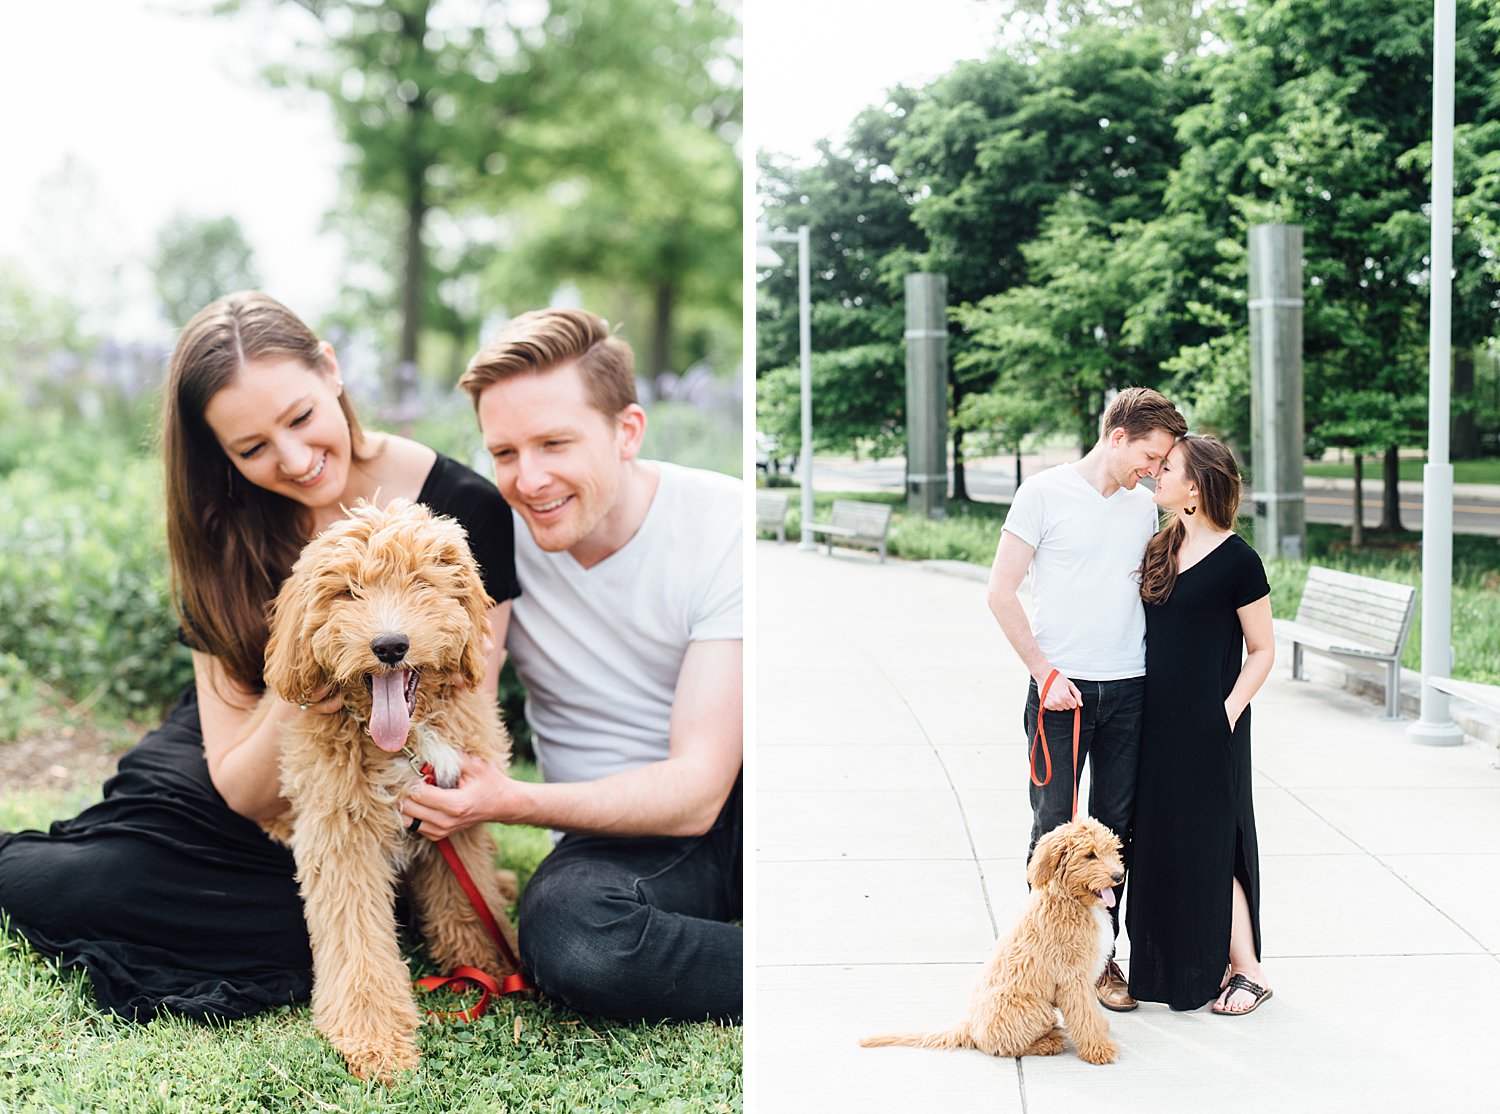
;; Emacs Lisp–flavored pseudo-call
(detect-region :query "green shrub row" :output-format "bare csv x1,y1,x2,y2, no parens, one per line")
758,485,1500,683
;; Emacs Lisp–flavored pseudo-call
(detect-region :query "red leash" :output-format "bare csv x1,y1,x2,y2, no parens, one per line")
412,763,533,1020
1029,669,1082,820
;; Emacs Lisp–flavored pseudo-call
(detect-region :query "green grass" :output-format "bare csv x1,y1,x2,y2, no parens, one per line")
0,757,741,1112
760,485,1500,683
1303,457,1500,484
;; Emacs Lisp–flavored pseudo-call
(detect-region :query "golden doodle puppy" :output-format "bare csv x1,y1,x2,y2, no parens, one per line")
256,499,518,1084
862,817,1124,1065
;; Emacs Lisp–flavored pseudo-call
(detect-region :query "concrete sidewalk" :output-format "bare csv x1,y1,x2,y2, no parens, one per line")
753,540,1500,1113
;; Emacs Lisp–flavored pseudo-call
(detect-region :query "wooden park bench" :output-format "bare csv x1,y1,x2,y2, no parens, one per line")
1273,566,1418,718
756,489,790,543
806,498,893,563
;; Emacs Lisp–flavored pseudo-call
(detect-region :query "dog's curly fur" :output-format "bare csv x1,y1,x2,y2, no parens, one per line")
861,817,1125,1065
256,498,518,1084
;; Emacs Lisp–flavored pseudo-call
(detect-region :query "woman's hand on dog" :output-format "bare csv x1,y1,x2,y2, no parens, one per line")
400,752,523,840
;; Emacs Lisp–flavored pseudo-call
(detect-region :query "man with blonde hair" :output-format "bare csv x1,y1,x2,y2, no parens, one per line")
402,308,742,1025
987,386,1187,1013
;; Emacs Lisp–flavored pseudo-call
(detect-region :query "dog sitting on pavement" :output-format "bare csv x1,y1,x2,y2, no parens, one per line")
861,816,1125,1065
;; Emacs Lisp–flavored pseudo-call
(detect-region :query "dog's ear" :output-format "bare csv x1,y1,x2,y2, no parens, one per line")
1027,825,1068,888
263,550,333,702
429,514,495,689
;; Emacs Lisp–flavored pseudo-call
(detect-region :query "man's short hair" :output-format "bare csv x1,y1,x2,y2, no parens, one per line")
458,308,637,418
1100,387,1187,442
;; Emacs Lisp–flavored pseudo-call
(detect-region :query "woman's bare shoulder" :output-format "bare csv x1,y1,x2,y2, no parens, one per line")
360,433,438,501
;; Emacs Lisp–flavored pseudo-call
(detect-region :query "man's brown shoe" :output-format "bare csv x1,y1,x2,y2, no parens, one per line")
1096,958,1137,1012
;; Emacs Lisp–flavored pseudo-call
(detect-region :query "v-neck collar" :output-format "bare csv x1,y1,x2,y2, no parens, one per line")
1066,462,1131,503
1177,530,1238,576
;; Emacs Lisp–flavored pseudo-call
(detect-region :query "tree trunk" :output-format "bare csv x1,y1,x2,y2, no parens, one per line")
1379,445,1404,532
398,181,427,398
1015,447,1023,493
952,425,968,502
651,282,675,379
950,380,967,502
1453,348,1480,460
1350,454,1364,548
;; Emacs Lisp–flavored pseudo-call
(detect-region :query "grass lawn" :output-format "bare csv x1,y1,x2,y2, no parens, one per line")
0,753,741,1113
1303,457,1500,485
759,485,1500,684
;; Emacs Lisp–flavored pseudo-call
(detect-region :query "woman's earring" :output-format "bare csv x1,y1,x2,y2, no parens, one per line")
1184,505,1197,516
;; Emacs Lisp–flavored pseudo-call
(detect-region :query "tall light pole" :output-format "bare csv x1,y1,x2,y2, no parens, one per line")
758,224,816,550
1409,0,1463,745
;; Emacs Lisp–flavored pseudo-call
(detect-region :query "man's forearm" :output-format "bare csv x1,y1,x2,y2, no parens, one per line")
502,755,734,838
988,588,1053,684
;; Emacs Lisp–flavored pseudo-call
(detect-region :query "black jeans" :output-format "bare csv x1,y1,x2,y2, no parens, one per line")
1025,676,1144,938
518,773,742,1024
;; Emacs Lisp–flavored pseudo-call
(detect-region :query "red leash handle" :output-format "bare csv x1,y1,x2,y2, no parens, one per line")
414,763,534,1020
1029,670,1082,820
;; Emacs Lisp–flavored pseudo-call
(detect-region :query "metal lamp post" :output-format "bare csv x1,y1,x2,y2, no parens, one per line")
1409,0,1464,745
757,224,816,551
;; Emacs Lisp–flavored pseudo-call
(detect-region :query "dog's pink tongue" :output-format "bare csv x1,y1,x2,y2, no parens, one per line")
1100,887,1117,909
368,670,412,752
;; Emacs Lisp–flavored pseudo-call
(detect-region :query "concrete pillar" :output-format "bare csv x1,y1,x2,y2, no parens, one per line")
905,273,949,520
1248,224,1306,560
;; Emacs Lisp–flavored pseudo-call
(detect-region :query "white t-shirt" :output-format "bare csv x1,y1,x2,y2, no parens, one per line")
1001,464,1156,680
505,460,743,786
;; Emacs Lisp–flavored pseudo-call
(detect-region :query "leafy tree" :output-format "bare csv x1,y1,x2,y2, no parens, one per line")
1001,0,1231,56
251,0,739,395
151,214,260,329
1160,0,1500,531
903,29,1195,481
476,0,742,379
756,95,927,456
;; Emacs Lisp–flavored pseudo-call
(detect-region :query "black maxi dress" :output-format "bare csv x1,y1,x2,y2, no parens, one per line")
0,454,519,1022
1125,532,1270,1011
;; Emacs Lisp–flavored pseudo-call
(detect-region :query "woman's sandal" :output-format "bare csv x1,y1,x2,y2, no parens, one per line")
1212,973,1272,1016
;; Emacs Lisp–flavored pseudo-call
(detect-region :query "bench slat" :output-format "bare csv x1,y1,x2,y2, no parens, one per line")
1301,567,1416,605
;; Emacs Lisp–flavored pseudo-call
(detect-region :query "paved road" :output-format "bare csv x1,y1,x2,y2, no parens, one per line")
800,456,1500,536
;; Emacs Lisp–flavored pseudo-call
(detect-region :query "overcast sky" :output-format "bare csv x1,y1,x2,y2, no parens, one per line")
0,0,342,339
748,0,1012,166
3,0,1010,337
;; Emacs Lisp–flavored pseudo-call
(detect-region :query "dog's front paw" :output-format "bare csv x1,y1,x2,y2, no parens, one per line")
1021,1029,1067,1057
1077,1037,1119,1065
341,1034,420,1085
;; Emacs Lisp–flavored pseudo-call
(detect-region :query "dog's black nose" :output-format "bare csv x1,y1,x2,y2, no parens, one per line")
1111,872,1124,885
370,634,409,665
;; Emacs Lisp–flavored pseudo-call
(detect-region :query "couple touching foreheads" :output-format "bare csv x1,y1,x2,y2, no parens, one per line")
987,387,1276,1017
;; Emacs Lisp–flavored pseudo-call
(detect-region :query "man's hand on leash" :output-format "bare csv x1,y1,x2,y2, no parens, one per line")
401,752,520,840
1040,672,1083,710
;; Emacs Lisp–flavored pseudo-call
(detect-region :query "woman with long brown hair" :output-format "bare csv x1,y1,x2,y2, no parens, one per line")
1125,434,1276,1014
0,292,519,1021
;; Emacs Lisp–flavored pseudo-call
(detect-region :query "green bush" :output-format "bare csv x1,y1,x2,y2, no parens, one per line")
0,442,191,721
